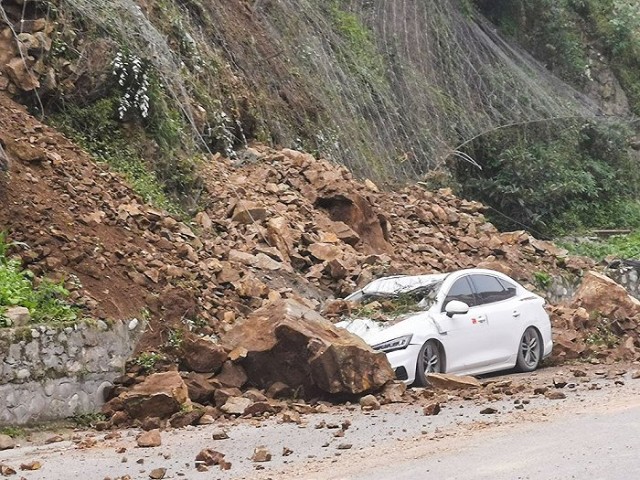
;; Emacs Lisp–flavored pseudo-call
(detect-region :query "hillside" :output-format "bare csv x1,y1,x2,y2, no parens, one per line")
0,0,639,375
1,0,638,238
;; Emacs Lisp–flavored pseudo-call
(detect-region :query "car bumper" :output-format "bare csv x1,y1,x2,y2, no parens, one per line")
385,344,422,384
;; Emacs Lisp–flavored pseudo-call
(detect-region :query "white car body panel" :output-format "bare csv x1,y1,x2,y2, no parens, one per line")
338,268,553,384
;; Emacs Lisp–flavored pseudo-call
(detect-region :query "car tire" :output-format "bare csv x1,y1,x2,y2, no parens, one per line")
413,340,442,387
516,327,542,372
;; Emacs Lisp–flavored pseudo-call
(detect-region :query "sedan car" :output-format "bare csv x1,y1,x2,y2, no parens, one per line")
337,268,552,386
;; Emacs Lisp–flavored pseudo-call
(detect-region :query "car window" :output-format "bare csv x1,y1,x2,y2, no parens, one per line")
471,275,512,305
497,278,517,300
443,277,476,309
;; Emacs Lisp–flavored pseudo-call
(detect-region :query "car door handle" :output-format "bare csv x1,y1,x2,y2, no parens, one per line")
512,311,521,318
477,315,487,323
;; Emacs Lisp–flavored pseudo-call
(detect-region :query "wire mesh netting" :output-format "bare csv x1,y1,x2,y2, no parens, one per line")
59,0,603,183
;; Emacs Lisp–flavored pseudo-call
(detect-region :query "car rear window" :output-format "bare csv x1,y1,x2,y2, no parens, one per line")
471,275,514,305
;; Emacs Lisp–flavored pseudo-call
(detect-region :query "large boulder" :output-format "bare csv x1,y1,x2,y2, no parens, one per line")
221,299,394,396
103,371,190,421
572,271,640,321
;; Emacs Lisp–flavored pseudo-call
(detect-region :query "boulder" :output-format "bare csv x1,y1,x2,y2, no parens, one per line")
4,57,40,91
426,373,481,390
0,434,16,450
572,271,640,321
214,361,248,389
180,334,228,373
103,371,189,421
183,372,216,404
221,299,394,396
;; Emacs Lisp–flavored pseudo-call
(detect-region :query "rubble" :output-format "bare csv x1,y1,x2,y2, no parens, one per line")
426,374,482,390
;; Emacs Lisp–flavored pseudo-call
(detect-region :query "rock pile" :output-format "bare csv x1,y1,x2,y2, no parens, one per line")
0,1,56,94
550,271,640,363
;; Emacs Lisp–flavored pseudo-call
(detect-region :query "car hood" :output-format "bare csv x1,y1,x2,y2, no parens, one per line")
337,312,436,346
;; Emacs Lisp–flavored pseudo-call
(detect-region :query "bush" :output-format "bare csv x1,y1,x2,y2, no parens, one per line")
454,120,640,235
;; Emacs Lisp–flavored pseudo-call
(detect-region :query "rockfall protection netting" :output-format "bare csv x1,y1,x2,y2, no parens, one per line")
59,0,602,182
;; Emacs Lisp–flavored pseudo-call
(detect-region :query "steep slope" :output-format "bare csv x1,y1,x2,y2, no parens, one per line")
0,92,586,346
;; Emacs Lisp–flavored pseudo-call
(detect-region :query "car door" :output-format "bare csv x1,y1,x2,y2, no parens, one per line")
468,274,520,365
433,275,493,373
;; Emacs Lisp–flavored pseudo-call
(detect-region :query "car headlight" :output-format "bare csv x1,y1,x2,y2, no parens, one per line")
373,334,413,353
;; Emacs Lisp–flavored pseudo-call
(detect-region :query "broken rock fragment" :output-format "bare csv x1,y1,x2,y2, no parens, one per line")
103,371,190,422
251,446,272,462
426,373,481,390
137,429,162,448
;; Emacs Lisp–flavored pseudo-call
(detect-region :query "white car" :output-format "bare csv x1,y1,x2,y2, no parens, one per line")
338,268,552,386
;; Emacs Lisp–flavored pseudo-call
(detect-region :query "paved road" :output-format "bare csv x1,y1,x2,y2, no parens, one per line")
2,368,639,480
290,394,640,480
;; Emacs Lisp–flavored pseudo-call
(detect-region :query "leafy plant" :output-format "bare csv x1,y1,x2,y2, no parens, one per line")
132,351,164,372
166,328,184,349
533,271,553,290
0,233,78,327
71,412,107,428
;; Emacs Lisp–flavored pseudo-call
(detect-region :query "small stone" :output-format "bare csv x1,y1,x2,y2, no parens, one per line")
533,386,548,395
282,447,293,456
44,434,62,444
572,369,587,378
630,370,640,379
545,391,566,400
251,446,272,462
149,468,166,479
198,414,215,425
337,443,352,450
212,429,229,440
4,306,30,326
195,449,230,470
20,460,42,471
359,394,380,411
137,429,161,448
480,407,498,414
0,464,17,476
423,402,441,416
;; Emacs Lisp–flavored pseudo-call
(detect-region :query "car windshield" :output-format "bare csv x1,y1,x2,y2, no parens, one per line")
348,274,446,313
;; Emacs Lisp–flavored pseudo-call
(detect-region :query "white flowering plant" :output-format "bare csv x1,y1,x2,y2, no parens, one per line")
111,51,152,120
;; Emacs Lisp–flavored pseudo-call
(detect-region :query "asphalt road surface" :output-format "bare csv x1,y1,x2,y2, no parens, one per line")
2,367,640,480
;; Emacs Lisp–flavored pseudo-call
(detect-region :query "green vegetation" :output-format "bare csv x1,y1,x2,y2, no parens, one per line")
132,351,164,372
560,230,640,261
71,412,107,428
50,97,180,212
0,426,25,438
0,234,78,328
533,271,553,290
166,328,184,349
474,0,640,114
454,120,640,236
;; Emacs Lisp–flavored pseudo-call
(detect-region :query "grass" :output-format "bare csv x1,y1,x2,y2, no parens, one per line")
559,230,640,261
0,233,79,328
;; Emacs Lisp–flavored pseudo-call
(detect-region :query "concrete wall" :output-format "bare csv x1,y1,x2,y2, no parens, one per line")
0,319,142,425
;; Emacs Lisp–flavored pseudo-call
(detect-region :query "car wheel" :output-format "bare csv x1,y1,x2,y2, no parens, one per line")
516,327,542,372
414,340,442,387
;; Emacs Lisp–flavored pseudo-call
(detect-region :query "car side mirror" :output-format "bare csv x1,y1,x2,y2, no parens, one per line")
445,300,470,317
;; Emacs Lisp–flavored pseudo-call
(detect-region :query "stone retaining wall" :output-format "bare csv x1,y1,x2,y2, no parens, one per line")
546,263,640,304
0,319,142,425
